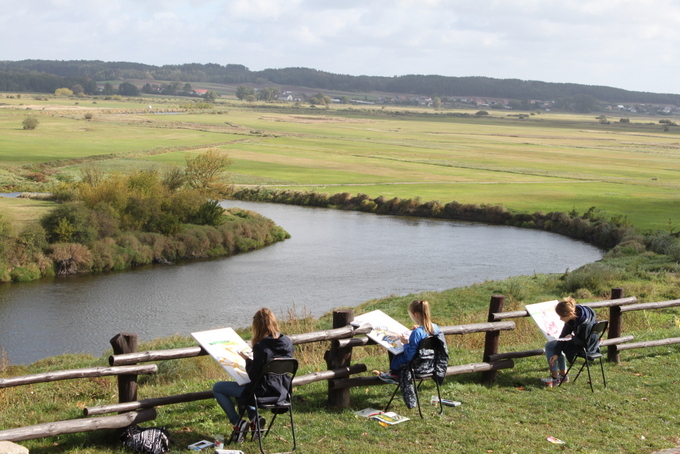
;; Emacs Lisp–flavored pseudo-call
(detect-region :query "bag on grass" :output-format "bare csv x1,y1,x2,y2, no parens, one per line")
120,424,170,454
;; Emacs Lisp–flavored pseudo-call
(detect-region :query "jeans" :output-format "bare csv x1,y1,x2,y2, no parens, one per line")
545,340,567,372
213,381,255,425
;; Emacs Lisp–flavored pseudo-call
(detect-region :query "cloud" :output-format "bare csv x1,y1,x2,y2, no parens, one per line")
1,0,679,93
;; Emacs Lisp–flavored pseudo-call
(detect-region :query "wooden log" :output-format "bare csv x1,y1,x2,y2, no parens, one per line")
109,324,373,366
608,287,625,363
328,360,514,390
110,333,139,404
84,391,213,416
337,336,376,349
336,322,515,349
110,346,206,366
324,310,355,408
615,337,680,351
488,349,544,362
293,364,367,386
441,321,516,335
491,296,639,321
0,365,157,389
600,336,634,346
0,408,157,442
619,299,680,313
486,337,634,362
288,323,372,344
482,295,505,384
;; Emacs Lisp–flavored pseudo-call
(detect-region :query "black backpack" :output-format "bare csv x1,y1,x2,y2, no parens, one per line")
120,424,170,454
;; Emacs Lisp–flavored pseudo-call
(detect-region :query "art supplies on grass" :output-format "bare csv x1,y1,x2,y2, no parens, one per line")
192,327,252,384
354,408,385,418
430,396,462,407
370,411,410,425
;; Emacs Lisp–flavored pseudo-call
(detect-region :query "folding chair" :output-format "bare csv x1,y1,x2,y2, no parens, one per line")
384,335,447,418
239,357,298,454
560,320,608,392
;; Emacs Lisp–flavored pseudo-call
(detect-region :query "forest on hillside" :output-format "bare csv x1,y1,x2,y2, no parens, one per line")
1,59,679,105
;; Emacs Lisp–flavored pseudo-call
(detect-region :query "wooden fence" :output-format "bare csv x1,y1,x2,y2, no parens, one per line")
2,289,679,442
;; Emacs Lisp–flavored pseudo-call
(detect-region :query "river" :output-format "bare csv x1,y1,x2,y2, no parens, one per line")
0,201,603,365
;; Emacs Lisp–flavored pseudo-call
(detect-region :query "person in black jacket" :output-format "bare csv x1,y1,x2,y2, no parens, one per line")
543,297,597,387
213,308,294,444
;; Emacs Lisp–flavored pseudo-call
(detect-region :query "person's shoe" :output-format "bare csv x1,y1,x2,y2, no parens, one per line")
378,371,399,385
251,416,266,442
559,374,570,383
228,419,250,444
541,376,561,388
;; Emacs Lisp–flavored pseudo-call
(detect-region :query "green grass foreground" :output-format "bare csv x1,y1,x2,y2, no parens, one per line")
2,266,680,454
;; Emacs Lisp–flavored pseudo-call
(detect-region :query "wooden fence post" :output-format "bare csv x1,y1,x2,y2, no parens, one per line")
110,333,139,404
481,295,505,385
324,310,354,408
608,288,624,363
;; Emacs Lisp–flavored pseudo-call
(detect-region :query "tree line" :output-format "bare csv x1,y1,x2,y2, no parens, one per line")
1,60,679,105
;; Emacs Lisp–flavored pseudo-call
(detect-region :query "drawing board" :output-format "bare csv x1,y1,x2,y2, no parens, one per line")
525,300,564,341
354,309,410,354
192,327,252,385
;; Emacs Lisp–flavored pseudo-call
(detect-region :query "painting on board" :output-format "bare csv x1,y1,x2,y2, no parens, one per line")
192,327,252,385
525,300,564,341
354,309,411,354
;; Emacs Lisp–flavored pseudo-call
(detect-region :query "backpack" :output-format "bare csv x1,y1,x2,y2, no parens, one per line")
120,424,170,454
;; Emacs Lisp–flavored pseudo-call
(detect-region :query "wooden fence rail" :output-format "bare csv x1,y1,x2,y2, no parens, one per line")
0,365,157,389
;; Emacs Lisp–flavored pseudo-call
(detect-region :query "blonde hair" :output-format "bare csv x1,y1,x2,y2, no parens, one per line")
408,300,435,334
555,297,577,317
251,308,281,345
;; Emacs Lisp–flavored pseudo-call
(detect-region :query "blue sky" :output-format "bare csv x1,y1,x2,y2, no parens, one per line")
2,0,679,95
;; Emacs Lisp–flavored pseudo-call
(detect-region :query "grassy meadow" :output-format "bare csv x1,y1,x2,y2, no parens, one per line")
1,93,680,453
1,94,678,232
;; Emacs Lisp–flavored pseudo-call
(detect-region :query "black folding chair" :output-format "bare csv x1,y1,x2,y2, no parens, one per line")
384,335,447,418
239,357,298,454
560,320,608,392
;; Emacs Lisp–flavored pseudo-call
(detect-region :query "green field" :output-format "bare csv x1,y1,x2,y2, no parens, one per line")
1,95,679,232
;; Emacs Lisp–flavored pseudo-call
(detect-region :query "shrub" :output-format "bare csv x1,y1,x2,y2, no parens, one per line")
560,264,622,295
22,116,39,130
10,264,41,282
40,202,98,244
48,243,93,274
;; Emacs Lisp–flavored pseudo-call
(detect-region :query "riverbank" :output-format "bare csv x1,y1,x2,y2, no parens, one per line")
1,267,679,454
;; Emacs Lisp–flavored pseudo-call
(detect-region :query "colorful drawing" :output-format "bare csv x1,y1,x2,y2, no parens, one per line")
525,300,564,341
354,310,410,354
192,327,251,385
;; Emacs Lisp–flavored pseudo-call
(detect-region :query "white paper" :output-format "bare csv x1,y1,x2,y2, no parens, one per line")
192,327,251,384
354,309,411,354
525,300,564,341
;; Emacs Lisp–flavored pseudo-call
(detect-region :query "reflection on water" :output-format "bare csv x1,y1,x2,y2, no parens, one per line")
0,201,602,364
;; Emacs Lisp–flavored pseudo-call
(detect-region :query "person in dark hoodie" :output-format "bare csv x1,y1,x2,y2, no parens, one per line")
213,308,294,444
543,297,598,387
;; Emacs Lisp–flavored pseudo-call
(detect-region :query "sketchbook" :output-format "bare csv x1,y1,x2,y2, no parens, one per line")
370,411,409,425
525,300,565,341
192,327,252,385
353,310,411,354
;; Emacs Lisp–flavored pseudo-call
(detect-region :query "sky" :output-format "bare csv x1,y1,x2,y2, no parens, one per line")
2,0,679,95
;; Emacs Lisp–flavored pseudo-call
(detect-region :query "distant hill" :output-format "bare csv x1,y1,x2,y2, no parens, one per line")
1,59,679,106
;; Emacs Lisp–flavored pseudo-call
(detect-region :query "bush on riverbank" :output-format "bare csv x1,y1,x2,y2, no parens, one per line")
231,187,661,250
0,163,289,282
